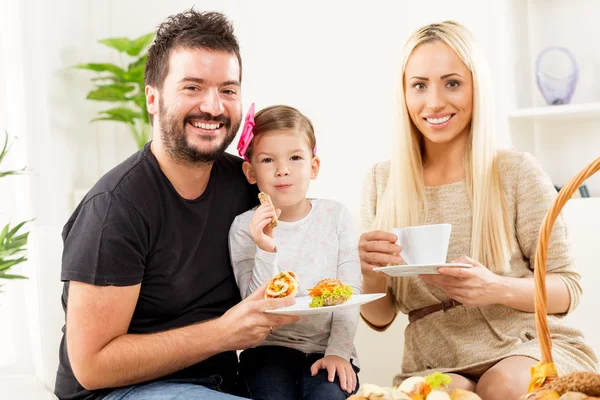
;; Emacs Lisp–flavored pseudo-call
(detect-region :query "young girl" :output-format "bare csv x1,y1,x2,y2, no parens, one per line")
228,104,361,400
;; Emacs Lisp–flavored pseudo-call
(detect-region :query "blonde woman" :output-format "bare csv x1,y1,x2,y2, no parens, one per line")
359,21,598,400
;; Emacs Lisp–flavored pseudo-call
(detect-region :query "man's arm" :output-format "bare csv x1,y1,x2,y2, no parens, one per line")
67,281,298,390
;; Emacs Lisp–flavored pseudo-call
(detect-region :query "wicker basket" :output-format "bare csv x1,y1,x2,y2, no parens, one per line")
523,157,600,399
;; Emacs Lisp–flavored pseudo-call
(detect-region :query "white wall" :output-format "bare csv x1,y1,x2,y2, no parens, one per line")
23,0,514,218
4,0,600,392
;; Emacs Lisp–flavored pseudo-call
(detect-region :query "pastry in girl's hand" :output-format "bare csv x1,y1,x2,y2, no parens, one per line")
258,192,278,228
265,271,299,299
308,278,353,308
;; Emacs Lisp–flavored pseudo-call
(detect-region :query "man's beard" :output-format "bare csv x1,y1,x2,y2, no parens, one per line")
158,97,241,165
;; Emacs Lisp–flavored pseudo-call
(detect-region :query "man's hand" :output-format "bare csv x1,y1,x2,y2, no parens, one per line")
249,204,281,252
218,283,299,350
310,355,356,393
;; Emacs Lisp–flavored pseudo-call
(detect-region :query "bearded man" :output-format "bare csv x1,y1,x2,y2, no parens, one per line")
55,9,298,400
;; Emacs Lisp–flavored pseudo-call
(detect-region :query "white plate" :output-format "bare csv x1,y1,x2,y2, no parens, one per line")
264,293,386,316
373,263,472,277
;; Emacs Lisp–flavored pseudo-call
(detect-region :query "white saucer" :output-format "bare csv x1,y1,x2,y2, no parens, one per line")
373,263,471,277
264,293,386,316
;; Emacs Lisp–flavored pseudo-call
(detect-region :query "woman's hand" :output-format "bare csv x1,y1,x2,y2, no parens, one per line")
358,230,404,279
249,204,280,252
358,230,400,326
419,256,508,307
310,355,357,393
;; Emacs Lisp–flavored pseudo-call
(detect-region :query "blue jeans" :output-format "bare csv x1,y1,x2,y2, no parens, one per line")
103,376,249,400
238,346,359,400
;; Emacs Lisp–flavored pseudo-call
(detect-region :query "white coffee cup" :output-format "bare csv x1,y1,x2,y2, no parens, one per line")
392,223,452,265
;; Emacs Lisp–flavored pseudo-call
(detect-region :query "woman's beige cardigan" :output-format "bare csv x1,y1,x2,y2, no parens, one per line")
360,149,598,385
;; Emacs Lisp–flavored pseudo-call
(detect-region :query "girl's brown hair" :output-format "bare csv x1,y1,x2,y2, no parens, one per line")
245,105,316,160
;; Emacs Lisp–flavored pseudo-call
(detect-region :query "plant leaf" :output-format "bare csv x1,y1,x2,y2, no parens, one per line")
91,75,119,83
98,37,132,53
0,131,8,165
87,84,135,101
0,249,25,259
0,167,26,178
0,273,28,280
96,107,141,124
10,232,31,243
73,63,126,78
6,221,29,240
5,238,27,250
0,225,9,246
128,54,148,71
127,33,155,56
122,66,145,84
91,117,132,124
0,257,26,272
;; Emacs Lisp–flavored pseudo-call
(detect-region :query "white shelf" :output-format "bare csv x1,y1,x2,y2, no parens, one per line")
508,102,600,121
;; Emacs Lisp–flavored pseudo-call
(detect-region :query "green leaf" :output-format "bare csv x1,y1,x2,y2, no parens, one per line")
98,33,154,57
132,92,147,109
0,274,28,280
73,63,127,78
5,238,27,250
129,54,148,71
6,221,28,240
0,225,9,246
122,66,145,84
96,107,141,124
91,75,119,83
0,131,8,165
127,33,155,57
91,117,132,124
10,231,30,243
98,37,132,54
0,257,26,272
0,167,26,178
0,249,25,259
87,84,136,101
0,132,26,178
74,33,153,149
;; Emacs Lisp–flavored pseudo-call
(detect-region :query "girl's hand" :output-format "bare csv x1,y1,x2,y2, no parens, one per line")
249,204,281,252
310,355,356,393
419,256,508,307
358,230,404,280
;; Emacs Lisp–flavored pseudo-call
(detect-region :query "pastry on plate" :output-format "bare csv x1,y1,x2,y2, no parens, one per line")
265,271,299,299
308,278,352,308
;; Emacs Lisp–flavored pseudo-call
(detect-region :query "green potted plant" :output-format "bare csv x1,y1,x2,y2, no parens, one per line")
74,33,155,149
0,132,29,290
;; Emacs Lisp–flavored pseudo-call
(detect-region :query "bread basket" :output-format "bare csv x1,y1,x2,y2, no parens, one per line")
523,157,600,399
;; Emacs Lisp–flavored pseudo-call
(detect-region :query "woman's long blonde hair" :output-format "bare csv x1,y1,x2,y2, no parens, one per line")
373,21,512,273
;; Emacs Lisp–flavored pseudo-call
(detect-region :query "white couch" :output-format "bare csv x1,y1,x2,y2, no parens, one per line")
1,199,599,398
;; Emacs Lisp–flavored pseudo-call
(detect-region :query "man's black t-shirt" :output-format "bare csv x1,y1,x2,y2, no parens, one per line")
55,143,258,400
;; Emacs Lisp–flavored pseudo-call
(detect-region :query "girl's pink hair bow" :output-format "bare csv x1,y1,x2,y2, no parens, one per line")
237,103,255,162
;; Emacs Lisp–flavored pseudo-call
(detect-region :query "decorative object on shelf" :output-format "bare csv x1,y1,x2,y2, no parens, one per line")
0,131,30,291
535,47,578,105
73,33,155,149
553,184,590,198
